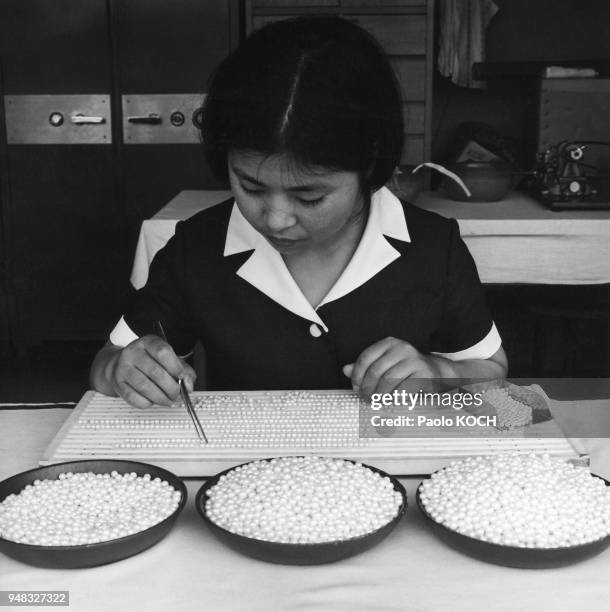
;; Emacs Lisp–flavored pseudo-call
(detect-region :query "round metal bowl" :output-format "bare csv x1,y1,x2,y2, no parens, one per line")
0,460,187,568
416,474,610,569
196,458,407,565
441,161,513,202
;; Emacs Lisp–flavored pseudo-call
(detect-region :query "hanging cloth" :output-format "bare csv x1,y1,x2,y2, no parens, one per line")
438,0,499,88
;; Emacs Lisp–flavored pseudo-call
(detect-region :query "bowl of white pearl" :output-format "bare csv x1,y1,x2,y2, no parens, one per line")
196,456,407,564
417,453,610,568
0,460,186,568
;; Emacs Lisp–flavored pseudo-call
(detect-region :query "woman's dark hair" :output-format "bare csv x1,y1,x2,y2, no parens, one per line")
201,16,403,191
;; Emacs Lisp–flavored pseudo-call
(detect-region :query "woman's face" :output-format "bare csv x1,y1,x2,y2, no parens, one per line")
228,151,365,255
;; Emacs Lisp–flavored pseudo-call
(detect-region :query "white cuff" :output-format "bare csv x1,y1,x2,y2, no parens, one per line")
109,316,195,359
109,316,139,348
432,322,502,362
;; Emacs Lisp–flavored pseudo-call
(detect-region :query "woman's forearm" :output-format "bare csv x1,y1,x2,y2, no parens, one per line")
429,347,509,380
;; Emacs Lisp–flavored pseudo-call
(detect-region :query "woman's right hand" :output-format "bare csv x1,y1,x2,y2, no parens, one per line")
106,335,196,409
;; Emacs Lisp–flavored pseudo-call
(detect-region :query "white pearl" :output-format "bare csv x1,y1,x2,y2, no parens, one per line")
0,471,182,546
205,457,401,543
421,453,610,548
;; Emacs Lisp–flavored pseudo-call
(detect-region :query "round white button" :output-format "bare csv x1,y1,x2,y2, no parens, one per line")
309,323,322,338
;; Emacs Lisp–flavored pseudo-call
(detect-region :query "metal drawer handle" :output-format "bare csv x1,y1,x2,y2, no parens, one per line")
71,114,106,124
127,113,162,124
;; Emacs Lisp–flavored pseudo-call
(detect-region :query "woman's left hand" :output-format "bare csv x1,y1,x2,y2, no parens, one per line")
343,337,443,399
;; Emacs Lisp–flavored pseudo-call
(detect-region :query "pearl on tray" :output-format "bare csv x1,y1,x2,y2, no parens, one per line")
0,472,181,546
419,454,610,548
205,456,402,543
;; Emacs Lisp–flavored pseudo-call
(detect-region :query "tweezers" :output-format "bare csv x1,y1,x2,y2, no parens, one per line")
154,321,208,443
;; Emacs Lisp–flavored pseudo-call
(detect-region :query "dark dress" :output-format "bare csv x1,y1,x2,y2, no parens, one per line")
110,188,500,390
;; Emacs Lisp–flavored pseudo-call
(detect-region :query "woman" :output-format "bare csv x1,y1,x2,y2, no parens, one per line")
90,16,507,408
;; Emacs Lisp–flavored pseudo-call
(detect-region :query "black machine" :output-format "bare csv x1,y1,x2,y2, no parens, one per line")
530,140,610,210
531,78,610,210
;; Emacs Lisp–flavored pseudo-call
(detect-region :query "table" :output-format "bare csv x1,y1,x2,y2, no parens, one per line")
130,190,610,289
130,190,231,289
415,191,610,285
1,394,610,612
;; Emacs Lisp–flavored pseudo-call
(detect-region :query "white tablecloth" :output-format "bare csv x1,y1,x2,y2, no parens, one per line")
130,190,610,289
130,190,231,289
416,191,610,285
1,396,610,612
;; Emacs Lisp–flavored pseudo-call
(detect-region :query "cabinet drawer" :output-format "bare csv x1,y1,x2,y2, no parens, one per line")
402,102,425,134
391,58,426,101
401,134,424,165
253,14,426,55
255,1,339,5
254,1,426,9
347,15,426,55
341,1,426,7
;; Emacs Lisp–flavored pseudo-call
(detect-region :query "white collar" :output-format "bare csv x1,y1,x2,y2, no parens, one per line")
223,186,410,330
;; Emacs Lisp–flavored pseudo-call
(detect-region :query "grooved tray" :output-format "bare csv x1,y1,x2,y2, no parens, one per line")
41,390,579,476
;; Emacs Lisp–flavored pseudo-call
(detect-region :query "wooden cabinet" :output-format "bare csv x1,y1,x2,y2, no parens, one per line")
0,1,237,349
114,0,237,238
246,0,434,167
0,0,121,349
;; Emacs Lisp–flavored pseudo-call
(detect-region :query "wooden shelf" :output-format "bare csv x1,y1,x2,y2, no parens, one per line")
247,0,434,167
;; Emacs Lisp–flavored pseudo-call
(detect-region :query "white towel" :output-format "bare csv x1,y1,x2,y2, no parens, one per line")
438,0,499,88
